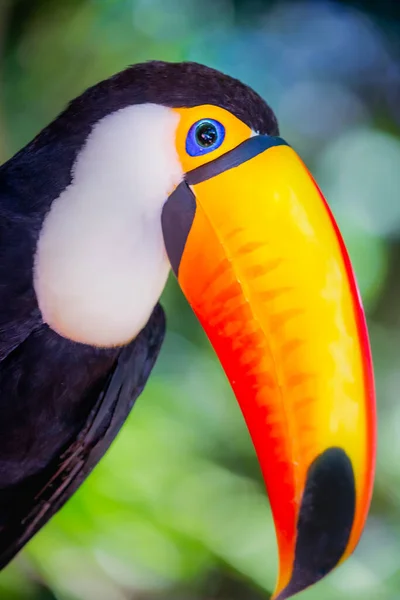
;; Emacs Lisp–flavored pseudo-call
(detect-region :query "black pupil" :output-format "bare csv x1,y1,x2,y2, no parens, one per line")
195,122,218,148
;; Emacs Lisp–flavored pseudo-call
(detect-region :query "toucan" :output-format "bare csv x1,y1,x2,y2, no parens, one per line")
0,61,376,599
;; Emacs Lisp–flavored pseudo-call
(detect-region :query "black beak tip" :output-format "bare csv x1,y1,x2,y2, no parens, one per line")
275,447,356,600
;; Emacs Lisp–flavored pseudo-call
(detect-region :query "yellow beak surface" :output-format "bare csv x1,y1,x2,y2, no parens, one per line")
162,137,376,599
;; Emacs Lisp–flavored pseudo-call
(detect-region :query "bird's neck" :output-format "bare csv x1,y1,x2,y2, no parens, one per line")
33,104,183,347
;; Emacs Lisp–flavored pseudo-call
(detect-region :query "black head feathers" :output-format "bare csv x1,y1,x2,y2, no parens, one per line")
1,61,278,215
31,61,279,150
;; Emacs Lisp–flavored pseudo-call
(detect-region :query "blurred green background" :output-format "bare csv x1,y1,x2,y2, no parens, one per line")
0,0,399,598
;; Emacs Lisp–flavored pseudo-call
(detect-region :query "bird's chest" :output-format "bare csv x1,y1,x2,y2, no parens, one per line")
33,189,170,348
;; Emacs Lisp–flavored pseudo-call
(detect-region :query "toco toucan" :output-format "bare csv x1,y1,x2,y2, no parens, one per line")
0,61,376,599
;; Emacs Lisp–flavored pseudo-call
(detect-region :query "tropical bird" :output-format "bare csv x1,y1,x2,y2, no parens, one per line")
0,61,376,600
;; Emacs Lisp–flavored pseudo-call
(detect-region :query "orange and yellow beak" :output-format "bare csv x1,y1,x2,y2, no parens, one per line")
162,135,376,599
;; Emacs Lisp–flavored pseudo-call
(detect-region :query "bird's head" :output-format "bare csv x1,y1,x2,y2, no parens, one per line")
31,61,376,599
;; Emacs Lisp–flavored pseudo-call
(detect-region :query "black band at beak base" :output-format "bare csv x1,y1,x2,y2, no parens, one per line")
186,135,288,185
162,135,289,277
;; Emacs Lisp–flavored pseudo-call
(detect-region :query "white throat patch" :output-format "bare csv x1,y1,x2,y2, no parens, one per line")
34,104,182,347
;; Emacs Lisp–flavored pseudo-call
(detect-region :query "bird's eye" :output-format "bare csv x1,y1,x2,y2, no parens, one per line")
186,119,225,157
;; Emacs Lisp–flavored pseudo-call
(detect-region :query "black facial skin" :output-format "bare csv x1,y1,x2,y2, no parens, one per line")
0,61,279,570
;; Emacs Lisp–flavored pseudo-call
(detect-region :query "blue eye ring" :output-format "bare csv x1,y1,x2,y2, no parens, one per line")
185,118,225,157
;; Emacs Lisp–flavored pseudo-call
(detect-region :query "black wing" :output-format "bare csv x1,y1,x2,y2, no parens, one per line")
0,184,42,362
0,303,165,570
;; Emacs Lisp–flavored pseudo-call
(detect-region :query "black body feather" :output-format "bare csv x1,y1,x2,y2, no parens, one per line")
0,303,165,569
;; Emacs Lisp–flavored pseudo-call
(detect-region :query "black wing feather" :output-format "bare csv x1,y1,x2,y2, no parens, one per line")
0,303,165,570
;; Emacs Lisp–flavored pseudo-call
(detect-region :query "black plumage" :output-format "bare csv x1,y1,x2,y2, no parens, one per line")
0,303,165,568
0,60,277,568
